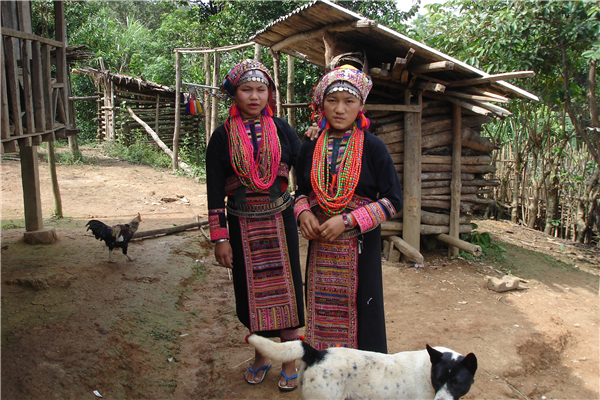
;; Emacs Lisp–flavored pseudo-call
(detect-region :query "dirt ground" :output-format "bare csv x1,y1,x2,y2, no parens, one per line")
1,147,599,400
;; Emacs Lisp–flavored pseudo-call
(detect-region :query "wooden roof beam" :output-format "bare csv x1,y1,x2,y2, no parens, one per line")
447,71,535,87
391,48,416,82
269,19,378,55
409,61,454,74
445,90,509,103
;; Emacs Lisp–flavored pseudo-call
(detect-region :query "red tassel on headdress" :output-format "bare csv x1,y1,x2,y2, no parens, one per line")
229,104,240,117
358,110,370,129
262,104,274,117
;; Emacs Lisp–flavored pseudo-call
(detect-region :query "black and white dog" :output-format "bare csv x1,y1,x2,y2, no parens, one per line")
247,334,477,400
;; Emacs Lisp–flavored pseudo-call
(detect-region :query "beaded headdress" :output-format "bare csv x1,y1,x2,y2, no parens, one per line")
221,59,281,192
312,65,372,112
220,59,275,98
311,65,372,130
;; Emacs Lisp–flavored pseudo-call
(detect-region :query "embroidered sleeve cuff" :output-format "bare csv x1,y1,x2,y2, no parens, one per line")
294,195,311,221
209,209,229,241
350,198,396,232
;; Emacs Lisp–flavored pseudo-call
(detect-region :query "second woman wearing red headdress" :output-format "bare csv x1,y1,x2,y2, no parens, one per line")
294,65,403,354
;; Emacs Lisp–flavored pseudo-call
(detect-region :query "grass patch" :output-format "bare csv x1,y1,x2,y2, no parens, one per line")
1,220,24,229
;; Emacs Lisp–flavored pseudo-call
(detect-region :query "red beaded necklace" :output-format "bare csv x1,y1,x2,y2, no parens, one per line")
227,111,281,192
310,122,364,217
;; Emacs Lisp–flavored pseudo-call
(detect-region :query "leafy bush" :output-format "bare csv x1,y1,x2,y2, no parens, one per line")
459,229,506,261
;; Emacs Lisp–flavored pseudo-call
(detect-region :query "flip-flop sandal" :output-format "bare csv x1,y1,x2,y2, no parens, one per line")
245,363,271,385
278,369,298,392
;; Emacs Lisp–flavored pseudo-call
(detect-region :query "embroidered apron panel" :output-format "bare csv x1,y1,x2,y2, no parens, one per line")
306,236,358,350
240,210,299,333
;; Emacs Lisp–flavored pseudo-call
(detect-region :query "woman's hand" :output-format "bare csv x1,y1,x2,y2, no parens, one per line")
298,211,322,240
304,125,321,141
319,214,346,241
214,241,233,269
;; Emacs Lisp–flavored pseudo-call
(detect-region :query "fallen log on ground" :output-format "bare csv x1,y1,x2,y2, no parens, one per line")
435,233,482,256
132,220,209,240
386,235,424,264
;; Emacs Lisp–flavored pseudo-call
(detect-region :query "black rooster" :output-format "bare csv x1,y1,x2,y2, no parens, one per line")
86,213,142,263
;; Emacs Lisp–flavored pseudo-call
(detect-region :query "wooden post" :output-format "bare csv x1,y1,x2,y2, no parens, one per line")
47,141,63,217
20,38,36,143
272,51,283,117
41,43,54,139
449,103,462,256
254,43,262,62
110,80,115,139
287,54,295,128
54,1,69,129
402,90,422,255
155,94,160,136
20,146,43,231
211,52,220,138
1,37,14,152
173,50,181,170
203,53,212,143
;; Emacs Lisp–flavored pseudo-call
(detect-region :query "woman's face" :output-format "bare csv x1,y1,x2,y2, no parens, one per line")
234,81,269,119
323,90,363,133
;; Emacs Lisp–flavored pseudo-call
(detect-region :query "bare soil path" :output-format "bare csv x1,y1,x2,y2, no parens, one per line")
1,147,598,399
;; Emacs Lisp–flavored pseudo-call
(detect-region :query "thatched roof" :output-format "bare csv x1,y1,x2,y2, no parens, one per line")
251,0,538,102
72,67,176,95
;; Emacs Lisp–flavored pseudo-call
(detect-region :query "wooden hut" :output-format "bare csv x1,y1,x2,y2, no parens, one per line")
250,0,538,260
72,66,203,150
1,0,76,243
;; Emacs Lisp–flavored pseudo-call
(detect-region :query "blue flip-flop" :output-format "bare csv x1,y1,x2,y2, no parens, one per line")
278,369,298,392
246,363,271,385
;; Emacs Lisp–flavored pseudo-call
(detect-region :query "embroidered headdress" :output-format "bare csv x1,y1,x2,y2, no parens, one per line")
220,59,275,98
312,65,372,111
220,59,281,192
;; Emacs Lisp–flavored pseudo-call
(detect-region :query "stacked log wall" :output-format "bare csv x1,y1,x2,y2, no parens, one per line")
96,89,203,148
369,100,499,237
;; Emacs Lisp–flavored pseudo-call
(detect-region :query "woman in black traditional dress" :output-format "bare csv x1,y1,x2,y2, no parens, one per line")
206,59,304,391
294,65,403,353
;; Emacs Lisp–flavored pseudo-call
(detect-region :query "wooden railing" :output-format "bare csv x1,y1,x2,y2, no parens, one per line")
1,27,72,153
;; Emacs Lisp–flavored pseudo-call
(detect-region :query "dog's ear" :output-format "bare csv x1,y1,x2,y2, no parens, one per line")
461,352,478,376
426,344,443,366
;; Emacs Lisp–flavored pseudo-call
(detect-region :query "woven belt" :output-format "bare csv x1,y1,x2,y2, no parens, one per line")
226,192,292,218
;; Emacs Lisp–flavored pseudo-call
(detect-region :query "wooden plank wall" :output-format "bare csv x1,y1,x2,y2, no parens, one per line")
1,1,69,154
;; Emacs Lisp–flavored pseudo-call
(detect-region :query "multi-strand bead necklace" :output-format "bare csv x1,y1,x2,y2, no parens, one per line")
311,122,364,217
227,114,281,192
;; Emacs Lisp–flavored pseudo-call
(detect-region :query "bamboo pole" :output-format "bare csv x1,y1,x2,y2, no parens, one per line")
173,50,181,170
204,52,212,142
272,51,283,117
211,53,220,137
287,54,295,129
449,103,462,257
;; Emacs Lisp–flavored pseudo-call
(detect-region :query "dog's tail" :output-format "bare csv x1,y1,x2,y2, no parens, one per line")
247,334,323,366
